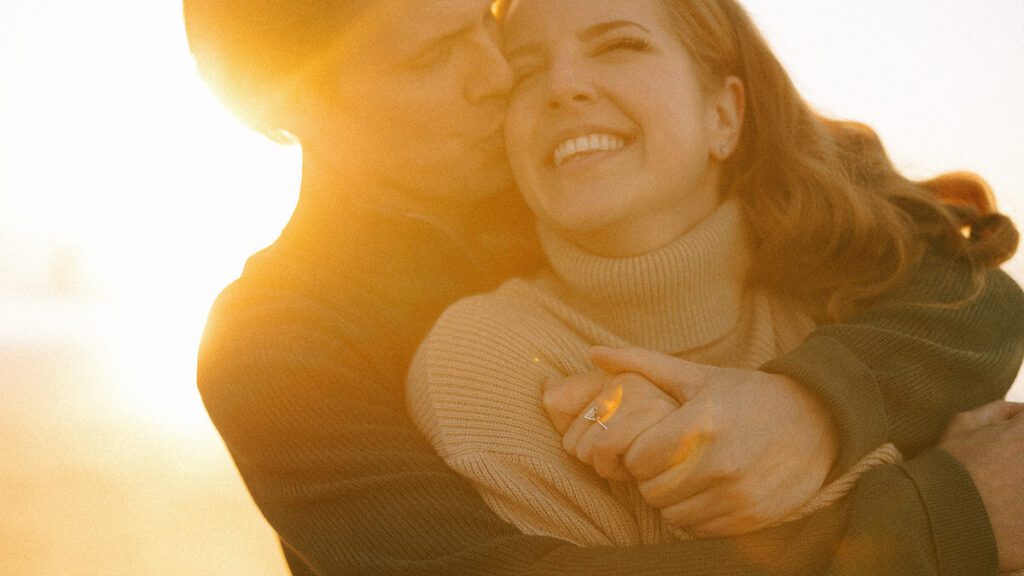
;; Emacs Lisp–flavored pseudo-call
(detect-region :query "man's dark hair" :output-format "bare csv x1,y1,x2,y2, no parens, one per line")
183,1,368,140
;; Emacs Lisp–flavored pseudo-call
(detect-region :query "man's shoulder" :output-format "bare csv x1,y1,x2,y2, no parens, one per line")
197,269,406,444
199,258,393,386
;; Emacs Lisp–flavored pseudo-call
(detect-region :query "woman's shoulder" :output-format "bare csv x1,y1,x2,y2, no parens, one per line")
421,277,557,355
407,278,570,452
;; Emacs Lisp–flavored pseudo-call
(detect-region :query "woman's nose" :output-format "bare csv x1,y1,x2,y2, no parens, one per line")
546,60,596,111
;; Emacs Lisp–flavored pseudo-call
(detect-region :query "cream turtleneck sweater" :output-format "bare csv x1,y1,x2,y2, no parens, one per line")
407,200,899,546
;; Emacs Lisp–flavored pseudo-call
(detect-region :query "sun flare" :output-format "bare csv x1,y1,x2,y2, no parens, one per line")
1,0,1022,437
0,1,301,437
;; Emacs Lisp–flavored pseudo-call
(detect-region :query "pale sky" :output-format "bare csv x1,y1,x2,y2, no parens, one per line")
0,1,1021,427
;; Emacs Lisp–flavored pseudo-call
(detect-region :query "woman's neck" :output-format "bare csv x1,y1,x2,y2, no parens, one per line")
550,175,724,259
536,198,751,352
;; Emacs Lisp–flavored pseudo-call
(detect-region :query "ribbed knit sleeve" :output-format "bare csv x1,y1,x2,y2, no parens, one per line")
407,294,655,546
762,254,1024,473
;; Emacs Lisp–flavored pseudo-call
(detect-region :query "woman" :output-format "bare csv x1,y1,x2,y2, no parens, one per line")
408,0,1020,549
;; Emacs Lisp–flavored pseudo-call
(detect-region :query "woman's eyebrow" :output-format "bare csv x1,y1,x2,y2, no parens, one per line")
579,20,652,41
505,20,651,60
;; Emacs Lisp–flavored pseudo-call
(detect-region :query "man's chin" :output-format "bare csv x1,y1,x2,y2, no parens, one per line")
443,161,514,204
476,163,515,197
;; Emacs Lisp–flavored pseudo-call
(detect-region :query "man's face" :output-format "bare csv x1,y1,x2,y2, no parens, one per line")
313,0,515,208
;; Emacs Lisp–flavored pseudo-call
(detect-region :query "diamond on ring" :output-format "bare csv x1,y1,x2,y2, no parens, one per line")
584,406,609,430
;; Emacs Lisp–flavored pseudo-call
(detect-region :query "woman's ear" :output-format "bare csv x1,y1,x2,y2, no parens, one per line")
710,76,745,160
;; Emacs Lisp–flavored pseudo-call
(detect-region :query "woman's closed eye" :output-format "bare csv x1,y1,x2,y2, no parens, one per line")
593,36,651,57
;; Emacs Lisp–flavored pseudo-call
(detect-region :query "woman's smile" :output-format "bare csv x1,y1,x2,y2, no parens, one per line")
552,132,630,168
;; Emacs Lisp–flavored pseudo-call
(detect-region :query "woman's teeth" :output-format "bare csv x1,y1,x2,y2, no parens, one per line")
553,133,626,167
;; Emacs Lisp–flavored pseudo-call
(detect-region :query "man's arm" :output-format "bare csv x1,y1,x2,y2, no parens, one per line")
763,252,1024,472
199,290,999,575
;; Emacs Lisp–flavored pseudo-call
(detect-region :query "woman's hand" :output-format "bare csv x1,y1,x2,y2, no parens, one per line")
541,369,608,437
939,401,1024,572
588,346,841,537
544,370,679,481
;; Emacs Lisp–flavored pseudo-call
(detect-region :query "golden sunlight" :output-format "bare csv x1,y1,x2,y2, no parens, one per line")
1,1,301,437
0,1,1021,574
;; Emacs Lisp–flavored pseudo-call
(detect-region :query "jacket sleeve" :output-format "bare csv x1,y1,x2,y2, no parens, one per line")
762,251,1024,472
199,291,999,576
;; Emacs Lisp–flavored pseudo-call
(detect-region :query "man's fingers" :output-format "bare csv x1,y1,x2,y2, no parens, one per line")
997,401,1024,420
944,401,1024,440
966,400,1024,424
637,461,714,510
590,346,705,402
657,487,733,530
688,509,769,538
623,405,712,481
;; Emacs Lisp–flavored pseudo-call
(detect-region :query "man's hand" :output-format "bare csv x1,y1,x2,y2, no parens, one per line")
939,401,1024,572
591,346,841,537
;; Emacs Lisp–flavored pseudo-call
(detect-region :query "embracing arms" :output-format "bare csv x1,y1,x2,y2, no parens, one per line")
199,251,1022,575
765,252,1023,467
544,252,1022,537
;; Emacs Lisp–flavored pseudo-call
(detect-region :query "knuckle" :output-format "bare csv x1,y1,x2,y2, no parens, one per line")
639,481,669,508
651,397,677,416
1010,417,1024,438
713,463,743,484
661,507,686,526
724,487,752,511
951,411,969,424
543,385,574,409
622,451,643,475
593,457,613,478
590,437,615,460
541,388,559,409
623,445,657,479
617,372,649,387
610,464,633,482
595,455,625,480
562,435,576,456
647,492,672,511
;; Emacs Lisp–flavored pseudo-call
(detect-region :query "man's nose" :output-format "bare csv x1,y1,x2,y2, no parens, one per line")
465,19,514,101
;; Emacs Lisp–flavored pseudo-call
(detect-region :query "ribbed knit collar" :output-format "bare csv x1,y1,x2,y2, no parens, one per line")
536,199,750,353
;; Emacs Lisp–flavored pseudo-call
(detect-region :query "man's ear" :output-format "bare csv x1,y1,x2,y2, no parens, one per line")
709,76,745,160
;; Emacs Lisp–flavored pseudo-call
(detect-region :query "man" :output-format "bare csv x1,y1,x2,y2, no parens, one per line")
187,1,1024,573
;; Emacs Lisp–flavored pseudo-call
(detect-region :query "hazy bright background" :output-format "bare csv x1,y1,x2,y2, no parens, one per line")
1,1,1021,574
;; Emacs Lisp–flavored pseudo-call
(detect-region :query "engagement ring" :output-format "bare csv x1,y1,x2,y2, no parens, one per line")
583,406,609,430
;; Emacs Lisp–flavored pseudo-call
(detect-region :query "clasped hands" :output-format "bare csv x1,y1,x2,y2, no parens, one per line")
546,347,1024,571
542,346,841,537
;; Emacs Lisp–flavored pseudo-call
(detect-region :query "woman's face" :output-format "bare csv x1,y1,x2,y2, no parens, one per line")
503,0,740,256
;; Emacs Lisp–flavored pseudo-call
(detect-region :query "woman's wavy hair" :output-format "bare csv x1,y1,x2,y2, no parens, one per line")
652,0,1018,320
